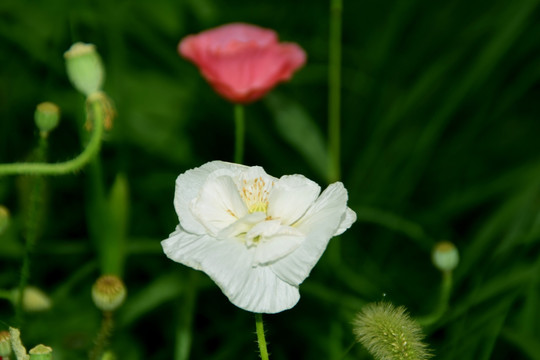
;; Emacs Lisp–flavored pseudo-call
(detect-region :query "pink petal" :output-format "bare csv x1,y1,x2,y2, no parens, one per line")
178,23,306,103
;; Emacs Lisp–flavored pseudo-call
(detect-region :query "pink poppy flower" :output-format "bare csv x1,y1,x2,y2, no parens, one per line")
179,23,306,104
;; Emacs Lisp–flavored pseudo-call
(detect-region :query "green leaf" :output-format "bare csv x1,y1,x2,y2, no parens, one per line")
265,93,328,180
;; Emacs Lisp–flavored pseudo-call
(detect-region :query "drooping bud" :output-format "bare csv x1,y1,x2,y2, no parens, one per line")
92,275,126,312
34,102,60,137
0,205,9,235
432,241,459,272
64,42,104,97
0,331,12,357
29,344,53,360
353,302,432,360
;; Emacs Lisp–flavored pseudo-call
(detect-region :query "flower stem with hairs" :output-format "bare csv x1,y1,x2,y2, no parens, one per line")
255,313,269,360
0,98,105,177
15,135,48,326
89,311,114,360
234,104,245,163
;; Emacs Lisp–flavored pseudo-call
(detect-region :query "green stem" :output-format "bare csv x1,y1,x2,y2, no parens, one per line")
234,104,245,164
16,136,48,325
0,99,104,176
328,0,343,183
417,270,453,327
89,311,114,360
255,313,269,360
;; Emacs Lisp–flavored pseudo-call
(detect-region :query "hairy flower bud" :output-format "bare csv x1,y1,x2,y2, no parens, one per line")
0,331,12,357
432,241,459,272
29,344,53,360
34,102,60,136
92,275,126,312
64,42,104,97
353,302,432,360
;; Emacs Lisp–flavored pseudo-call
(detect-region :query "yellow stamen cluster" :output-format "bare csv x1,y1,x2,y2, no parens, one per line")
240,177,272,214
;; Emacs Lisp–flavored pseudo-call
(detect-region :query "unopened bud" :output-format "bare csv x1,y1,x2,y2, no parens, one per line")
35,102,60,136
0,331,12,357
29,344,53,360
101,350,116,360
353,302,432,360
0,205,9,235
64,42,104,97
12,286,52,312
432,241,459,272
92,275,126,312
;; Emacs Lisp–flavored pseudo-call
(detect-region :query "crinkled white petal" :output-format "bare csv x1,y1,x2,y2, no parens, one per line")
246,220,305,265
253,234,304,266
191,170,248,236
235,166,277,190
218,212,267,239
270,182,351,286
162,226,299,313
267,175,321,225
174,161,247,234
334,207,357,236
161,226,212,271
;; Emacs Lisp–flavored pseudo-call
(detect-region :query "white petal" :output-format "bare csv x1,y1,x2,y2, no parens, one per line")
246,220,305,265
174,161,247,234
334,207,357,236
253,234,305,266
270,182,351,286
267,175,321,225
206,245,300,313
226,266,300,314
191,170,248,236
163,226,299,313
235,166,277,189
161,226,214,271
218,212,266,239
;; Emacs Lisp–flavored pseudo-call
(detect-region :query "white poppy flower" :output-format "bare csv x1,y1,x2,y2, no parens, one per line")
162,161,356,314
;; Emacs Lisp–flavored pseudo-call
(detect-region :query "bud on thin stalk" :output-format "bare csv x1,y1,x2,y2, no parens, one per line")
92,275,126,312
34,102,60,137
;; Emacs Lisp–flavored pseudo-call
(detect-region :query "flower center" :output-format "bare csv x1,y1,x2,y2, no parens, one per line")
240,176,271,214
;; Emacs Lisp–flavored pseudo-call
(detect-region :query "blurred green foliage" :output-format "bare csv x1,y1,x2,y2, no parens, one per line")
1,0,540,359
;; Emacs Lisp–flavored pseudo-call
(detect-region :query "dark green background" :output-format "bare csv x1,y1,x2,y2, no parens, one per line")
1,0,540,359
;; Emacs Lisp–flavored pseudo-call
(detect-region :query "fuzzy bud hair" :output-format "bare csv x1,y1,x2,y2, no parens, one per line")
353,302,432,360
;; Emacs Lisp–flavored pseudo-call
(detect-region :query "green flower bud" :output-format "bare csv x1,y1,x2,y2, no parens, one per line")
0,331,12,357
64,42,104,96
11,286,52,312
35,102,60,136
101,350,116,360
0,205,9,235
92,275,126,312
432,241,459,272
29,344,53,360
353,302,432,360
